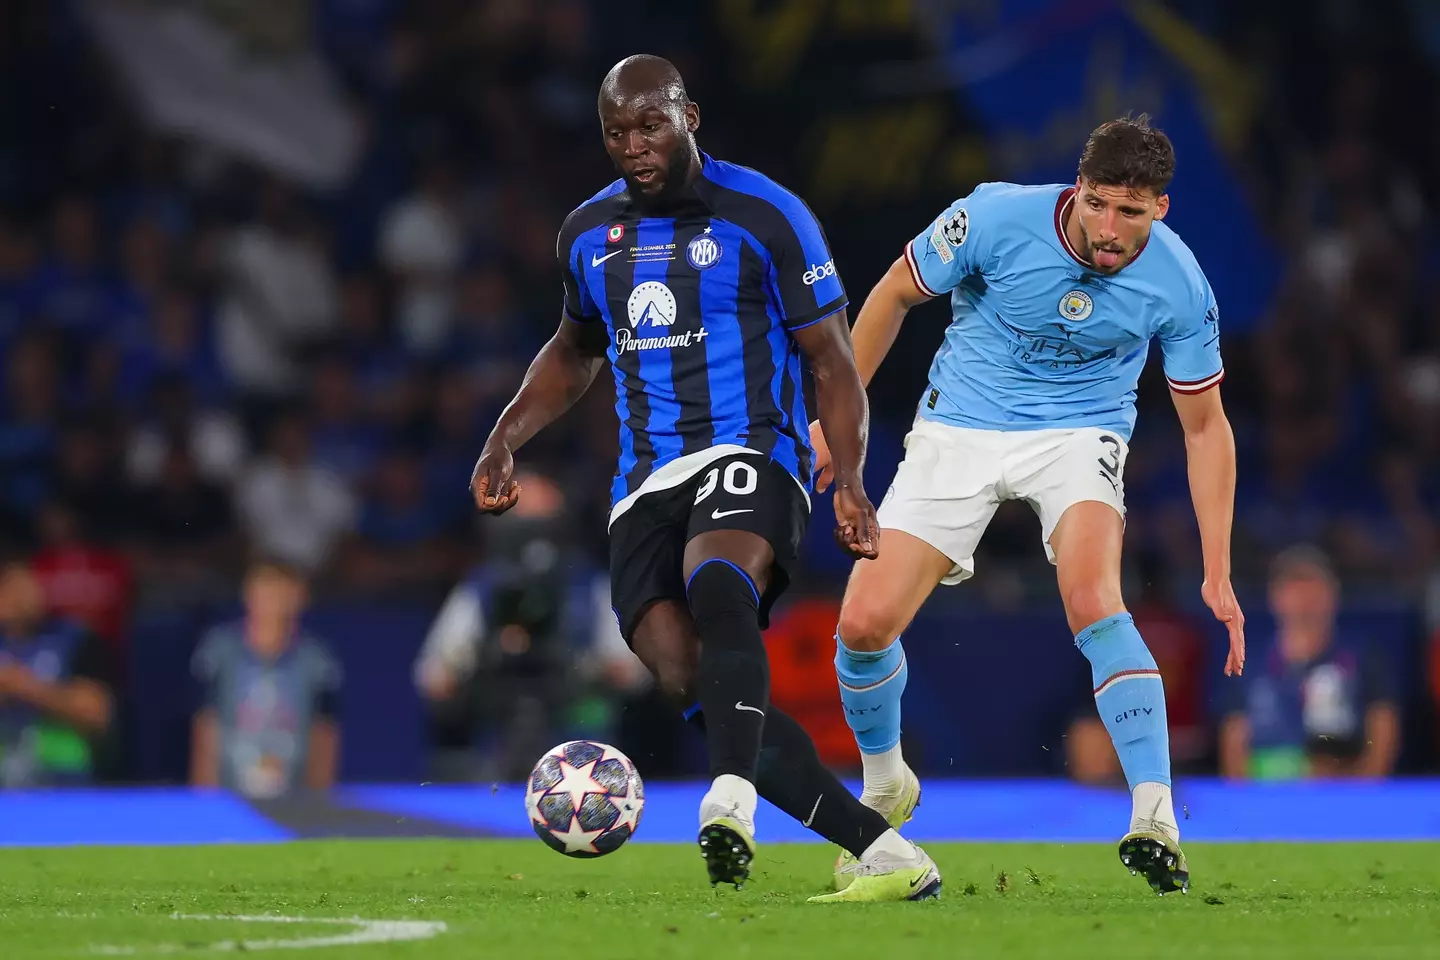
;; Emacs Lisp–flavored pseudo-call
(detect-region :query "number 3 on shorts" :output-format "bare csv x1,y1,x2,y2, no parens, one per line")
695,460,759,504
1096,434,1123,492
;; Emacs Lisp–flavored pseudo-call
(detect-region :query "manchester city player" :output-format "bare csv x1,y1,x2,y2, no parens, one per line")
812,116,1246,895
471,55,940,901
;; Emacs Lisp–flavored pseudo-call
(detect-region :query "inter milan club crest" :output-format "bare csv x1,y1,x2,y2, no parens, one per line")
686,230,722,270
1058,289,1094,321
608,224,625,243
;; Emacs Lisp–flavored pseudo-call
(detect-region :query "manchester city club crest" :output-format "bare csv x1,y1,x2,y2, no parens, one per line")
1058,289,1094,321
686,231,722,270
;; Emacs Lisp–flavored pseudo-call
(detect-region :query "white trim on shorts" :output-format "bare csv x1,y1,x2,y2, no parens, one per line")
608,445,811,529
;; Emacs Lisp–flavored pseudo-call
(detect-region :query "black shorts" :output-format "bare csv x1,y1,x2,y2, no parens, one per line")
608,452,810,644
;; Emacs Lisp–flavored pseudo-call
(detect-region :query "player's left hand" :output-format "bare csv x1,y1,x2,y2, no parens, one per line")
1202,577,1246,676
832,484,879,560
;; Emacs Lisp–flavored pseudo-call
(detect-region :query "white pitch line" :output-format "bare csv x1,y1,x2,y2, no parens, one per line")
86,914,447,954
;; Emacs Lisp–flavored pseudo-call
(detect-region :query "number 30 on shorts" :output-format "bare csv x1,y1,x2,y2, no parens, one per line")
695,460,758,504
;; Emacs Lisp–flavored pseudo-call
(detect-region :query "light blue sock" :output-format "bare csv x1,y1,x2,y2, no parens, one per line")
834,635,907,754
1075,612,1171,788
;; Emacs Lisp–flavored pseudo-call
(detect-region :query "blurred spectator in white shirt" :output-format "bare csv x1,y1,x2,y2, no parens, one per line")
217,179,338,397
379,157,465,355
236,413,355,575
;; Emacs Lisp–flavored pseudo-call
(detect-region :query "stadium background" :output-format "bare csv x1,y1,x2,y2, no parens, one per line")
2,0,1439,826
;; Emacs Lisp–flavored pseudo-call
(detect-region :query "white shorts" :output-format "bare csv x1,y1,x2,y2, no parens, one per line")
876,419,1128,585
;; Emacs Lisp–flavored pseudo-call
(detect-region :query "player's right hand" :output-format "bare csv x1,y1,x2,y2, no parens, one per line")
809,420,835,493
471,445,522,514
832,484,879,560
1202,576,1246,677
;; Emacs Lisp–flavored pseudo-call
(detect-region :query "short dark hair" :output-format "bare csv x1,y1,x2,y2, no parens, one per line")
1077,115,1175,194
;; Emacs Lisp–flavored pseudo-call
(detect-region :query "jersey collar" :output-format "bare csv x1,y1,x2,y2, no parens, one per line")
678,152,714,209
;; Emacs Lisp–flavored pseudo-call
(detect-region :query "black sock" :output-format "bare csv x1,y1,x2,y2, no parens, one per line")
689,707,890,858
686,560,768,782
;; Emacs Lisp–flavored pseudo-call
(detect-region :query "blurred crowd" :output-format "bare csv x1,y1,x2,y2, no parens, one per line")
0,1,626,610
0,0,1437,788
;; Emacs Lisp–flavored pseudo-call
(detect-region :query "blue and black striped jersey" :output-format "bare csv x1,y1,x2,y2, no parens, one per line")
558,154,847,509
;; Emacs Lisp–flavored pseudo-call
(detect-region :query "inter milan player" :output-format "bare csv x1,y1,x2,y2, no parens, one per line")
471,55,940,902
812,116,1245,895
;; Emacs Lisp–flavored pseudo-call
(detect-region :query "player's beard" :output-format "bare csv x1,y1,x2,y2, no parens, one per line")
624,139,697,213
1080,225,1142,273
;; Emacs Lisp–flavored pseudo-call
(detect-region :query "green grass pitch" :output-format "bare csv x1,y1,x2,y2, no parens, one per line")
2,840,1438,958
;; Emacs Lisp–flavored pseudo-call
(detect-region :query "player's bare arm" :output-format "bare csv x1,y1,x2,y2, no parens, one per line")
792,309,879,559
1170,383,1246,676
471,317,607,514
810,256,932,490
850,255,935,388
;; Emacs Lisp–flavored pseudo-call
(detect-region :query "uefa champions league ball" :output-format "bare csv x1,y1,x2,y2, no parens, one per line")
526,740,645,857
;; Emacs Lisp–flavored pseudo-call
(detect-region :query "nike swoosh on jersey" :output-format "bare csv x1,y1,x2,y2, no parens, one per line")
591,249,624,267
734,701,765,716
711,508,754,520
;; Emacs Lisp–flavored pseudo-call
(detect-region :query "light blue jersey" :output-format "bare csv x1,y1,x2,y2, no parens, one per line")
903,182,1223,442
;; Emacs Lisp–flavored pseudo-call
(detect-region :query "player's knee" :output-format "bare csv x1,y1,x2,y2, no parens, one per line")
685,559,760,632
1063,582,1126,636
836,595,900,653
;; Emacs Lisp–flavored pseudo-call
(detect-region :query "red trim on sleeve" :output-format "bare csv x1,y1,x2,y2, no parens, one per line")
1167,370,1225,394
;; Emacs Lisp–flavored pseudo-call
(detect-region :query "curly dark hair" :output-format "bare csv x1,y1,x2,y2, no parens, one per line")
1077,114,1175,194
